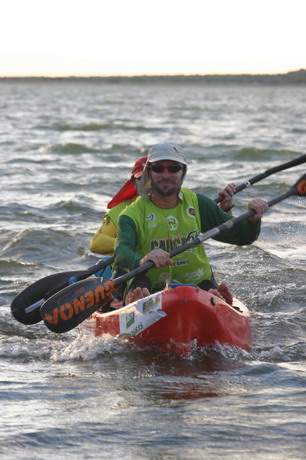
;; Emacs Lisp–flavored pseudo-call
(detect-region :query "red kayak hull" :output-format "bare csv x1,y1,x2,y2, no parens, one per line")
80,285,252,355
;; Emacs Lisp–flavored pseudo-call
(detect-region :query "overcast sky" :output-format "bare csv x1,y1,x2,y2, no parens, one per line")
1,0,305,76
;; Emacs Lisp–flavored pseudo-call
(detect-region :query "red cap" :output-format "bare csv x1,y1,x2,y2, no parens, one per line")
131,156,147,178
107,156,147,209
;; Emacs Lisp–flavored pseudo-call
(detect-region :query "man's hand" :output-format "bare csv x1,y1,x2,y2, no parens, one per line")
247,198,269,223
218,183,235,211
140,248,173,268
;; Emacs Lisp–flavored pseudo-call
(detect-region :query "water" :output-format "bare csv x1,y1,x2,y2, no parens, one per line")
0,80,306,459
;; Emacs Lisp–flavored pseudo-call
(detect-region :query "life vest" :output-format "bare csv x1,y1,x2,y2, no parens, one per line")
121,188,212,291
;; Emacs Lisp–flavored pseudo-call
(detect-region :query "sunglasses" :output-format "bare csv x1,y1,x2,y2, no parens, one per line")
150,163,183,174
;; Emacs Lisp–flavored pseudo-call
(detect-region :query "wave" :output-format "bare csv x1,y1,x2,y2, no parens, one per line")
41,122,113,131
47,199,97,216
44,142,98,154
1,227,85,265
234,147,303,160
292,128,306,134
36,122,165,133
0,259,39,270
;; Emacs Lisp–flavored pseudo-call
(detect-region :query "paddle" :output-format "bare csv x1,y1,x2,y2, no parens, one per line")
40,173,306,333
215,153,306,203
11,256,114,325
12,153,306,326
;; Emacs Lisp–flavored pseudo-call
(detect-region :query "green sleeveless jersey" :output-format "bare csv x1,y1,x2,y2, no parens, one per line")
117,188,211,290
115,188,261,292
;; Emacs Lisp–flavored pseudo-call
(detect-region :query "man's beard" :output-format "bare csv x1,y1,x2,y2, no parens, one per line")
154,180,181,196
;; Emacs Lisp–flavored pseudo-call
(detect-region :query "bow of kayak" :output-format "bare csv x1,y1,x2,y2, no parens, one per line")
79,285,252,355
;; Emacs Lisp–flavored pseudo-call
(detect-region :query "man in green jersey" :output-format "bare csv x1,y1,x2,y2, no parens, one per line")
114,142,268,304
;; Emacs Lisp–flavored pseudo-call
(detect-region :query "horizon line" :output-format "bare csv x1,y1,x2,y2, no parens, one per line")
1,68,305,79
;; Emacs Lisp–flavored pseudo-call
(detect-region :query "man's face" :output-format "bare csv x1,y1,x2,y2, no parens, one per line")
149,160,185,196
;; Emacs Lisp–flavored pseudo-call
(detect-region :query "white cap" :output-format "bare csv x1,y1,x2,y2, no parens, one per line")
147,142,187,165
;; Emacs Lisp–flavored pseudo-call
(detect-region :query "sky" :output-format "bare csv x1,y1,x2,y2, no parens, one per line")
1,0,305,77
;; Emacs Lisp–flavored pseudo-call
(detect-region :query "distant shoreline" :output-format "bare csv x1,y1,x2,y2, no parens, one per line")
1,69,306,85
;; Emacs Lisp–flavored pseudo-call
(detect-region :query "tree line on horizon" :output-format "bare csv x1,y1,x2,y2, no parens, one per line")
1,69,306,85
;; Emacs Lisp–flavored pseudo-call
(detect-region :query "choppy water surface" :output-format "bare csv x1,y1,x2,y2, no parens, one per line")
0,80,305,459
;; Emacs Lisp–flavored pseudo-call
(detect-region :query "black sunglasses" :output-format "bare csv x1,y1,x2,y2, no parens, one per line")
150,163,183,174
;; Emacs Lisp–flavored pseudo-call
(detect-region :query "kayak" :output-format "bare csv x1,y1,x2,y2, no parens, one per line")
79,284,252,355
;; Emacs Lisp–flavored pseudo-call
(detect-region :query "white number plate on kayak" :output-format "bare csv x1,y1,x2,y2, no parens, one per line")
119,292,166,336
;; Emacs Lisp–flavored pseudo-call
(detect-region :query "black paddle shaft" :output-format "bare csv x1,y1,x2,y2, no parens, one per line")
215,153,306,203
